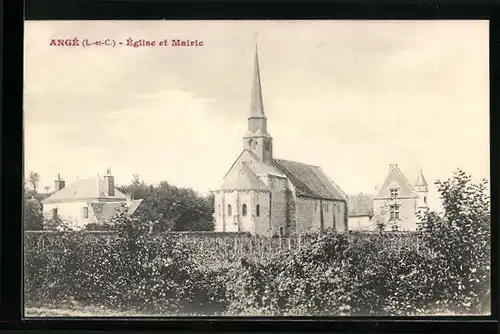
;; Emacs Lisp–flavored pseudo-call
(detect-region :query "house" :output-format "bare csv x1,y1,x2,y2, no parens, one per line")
347,193,374,231
212,46,348,237
372,164,429,231
41,169,151,230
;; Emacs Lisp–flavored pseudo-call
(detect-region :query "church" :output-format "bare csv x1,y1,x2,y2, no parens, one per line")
212,47,348,237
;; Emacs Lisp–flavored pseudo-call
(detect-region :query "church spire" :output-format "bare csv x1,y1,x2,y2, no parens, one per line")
250,42,265,119
242,41,273,164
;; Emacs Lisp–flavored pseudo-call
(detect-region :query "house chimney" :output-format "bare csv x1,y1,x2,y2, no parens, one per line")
104,167,115,196
54,174,65,191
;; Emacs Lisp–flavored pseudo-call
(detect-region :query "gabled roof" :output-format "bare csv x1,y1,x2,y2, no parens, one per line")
42,177,126,204
224,149,285,179
348,193,374,217
221,162,269,191
415,170,428,187
376,164,414,198
90,199,146,222
273,159,346,201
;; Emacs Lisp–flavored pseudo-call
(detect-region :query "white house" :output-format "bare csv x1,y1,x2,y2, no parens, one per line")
41,169,150,230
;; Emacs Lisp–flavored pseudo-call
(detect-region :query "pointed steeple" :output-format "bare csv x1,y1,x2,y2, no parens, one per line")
250,43,265,119
415,169,428,187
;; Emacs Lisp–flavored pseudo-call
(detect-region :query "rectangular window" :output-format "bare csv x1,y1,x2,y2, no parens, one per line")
279,226,284,237
83,207,89,219
256,204,260,217
218,205,221,216
424,196,427,204
52,208,58,219
389,205,400,220
390,189,399,198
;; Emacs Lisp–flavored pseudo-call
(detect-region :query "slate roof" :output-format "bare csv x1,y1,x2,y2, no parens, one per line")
42,177,126,204
347,193,374,217
221,162,269,191
273,159,346,201
90,199,146,222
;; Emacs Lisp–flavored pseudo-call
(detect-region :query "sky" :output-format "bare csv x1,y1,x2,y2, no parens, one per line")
24,20,490,211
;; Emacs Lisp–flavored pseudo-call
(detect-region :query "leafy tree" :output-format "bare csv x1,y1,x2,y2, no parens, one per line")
117,176,215,232
27,172,41,192
24,197,44,230
418,169,490,314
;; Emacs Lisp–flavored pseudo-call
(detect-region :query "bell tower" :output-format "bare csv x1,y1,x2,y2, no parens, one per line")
242,43,273,163
415,169,429,210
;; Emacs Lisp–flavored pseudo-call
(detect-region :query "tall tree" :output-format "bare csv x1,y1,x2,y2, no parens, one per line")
27,172,40,193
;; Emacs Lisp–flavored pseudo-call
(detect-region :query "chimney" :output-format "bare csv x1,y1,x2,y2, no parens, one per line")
103,167,115,196
54,174,65,191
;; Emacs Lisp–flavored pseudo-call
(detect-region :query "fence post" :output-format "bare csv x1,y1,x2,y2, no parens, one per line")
288,237,291,250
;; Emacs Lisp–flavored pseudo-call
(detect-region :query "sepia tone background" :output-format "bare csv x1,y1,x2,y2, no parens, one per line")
23,20,490,212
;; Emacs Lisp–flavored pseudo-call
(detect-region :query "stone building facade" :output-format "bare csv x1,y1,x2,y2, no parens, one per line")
212,47,348,237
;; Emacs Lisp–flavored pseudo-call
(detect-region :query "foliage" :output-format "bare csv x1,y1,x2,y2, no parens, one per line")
116,175,214,232
27,172,41,192
417,169,490,314
24,169,490,316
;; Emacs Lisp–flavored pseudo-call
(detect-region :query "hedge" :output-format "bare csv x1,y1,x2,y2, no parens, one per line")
24,229,489,316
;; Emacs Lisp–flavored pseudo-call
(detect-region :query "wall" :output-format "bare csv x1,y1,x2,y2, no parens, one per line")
348,216,373,231
269,176,292,236
373,197,418,231
43,201,93,229
295,197,316,234
254,191,271,236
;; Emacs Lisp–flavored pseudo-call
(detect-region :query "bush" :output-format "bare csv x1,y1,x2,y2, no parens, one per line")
24,169,490,316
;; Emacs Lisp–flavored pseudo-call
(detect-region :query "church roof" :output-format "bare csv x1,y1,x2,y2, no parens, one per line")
415,170,428,187
273,159,346,201
347,193,374,217
221,162,269,191
42,177,126,204
250,45,266,119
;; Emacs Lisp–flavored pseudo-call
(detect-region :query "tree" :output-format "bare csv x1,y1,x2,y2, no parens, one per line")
117,176,215,232
418,169,490,314
27,172,41,193
24,198,44,230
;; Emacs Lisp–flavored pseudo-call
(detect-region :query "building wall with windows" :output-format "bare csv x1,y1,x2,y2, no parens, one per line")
372,164,428,231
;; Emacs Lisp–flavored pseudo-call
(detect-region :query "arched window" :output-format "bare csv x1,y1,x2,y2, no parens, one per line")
227,204,232,216
256,204,260,217
83,207,89,219
242,204,247,216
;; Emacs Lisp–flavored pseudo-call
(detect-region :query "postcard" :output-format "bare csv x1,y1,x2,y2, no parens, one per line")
23,20,490,317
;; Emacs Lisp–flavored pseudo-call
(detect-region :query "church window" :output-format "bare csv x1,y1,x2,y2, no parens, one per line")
83,207,89,219
256,204,260,217
424,196,427,204
227,204,232,216
390,189,399,198
389,205,400,220
279,226,284,237
242,204,247,216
